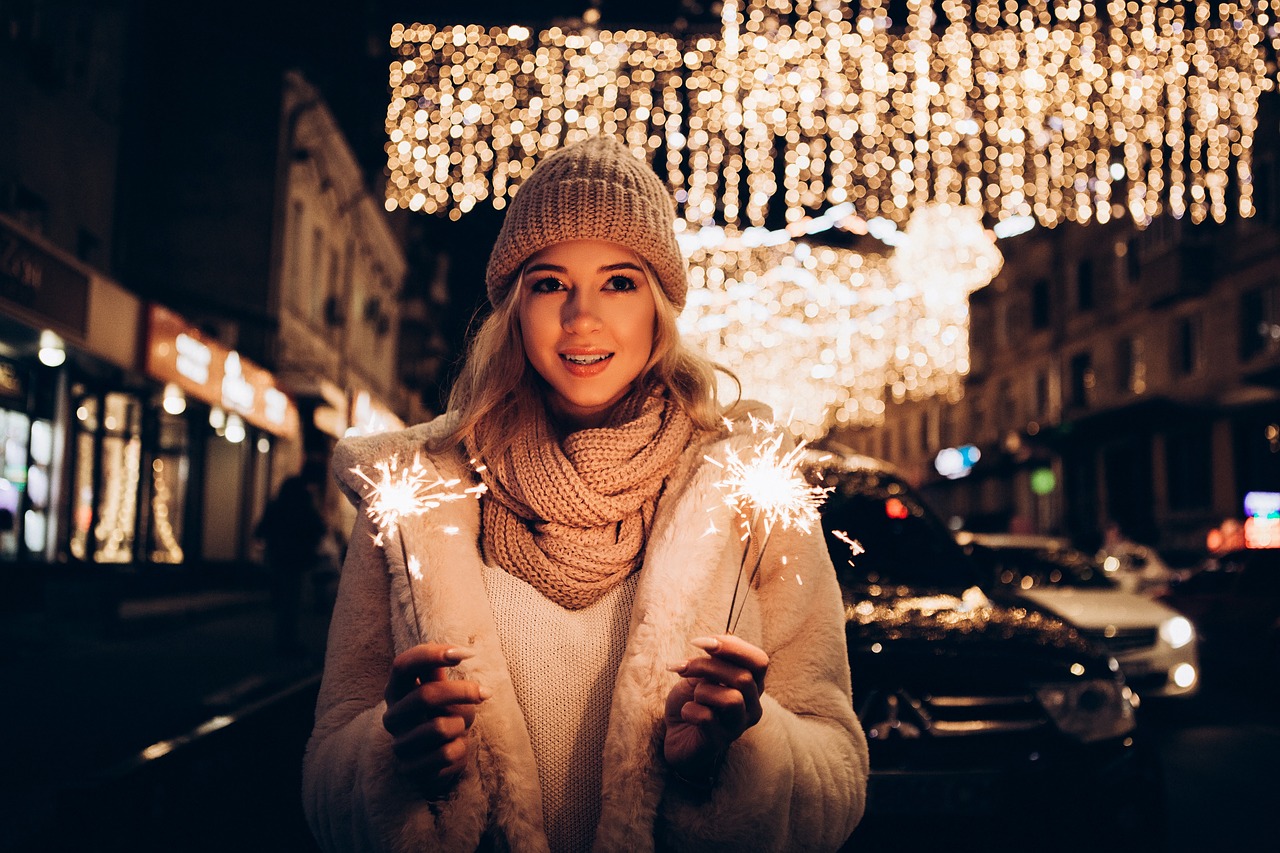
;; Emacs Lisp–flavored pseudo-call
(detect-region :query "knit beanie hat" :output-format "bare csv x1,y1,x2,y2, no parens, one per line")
485,136,689,310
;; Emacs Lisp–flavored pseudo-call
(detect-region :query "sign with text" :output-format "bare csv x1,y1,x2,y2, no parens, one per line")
0,217,90,337
145,304,299,439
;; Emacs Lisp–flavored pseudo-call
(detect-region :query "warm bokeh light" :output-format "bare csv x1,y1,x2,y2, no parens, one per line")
387,0,1278,228
388,0,1276,432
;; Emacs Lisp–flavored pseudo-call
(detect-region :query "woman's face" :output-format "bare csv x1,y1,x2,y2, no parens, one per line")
518,239,657,429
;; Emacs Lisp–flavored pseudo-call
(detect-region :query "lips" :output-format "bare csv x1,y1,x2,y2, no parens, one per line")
560,351,613,376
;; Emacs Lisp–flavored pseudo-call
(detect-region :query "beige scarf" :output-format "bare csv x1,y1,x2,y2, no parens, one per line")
476,390,696,609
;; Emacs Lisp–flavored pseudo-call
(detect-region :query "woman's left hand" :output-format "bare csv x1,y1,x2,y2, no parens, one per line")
663,633,769,784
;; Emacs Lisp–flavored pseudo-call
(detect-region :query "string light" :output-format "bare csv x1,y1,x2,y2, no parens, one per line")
387,1,1272,431
387,0,1277,228
679,201,1001,436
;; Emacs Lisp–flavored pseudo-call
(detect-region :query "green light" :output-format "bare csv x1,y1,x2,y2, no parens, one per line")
1031,467,1056,496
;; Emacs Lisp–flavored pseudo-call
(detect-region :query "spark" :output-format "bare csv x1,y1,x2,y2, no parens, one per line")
709,415,831,633
832,529,866,566
352,453,470,538
350,453,487,644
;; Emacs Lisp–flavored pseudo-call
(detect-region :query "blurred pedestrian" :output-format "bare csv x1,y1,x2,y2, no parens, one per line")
255,466,326,656
302,136,868,852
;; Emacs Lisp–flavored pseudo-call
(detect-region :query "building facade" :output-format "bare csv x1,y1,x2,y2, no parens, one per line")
2,3,417,576
834,158,1280,557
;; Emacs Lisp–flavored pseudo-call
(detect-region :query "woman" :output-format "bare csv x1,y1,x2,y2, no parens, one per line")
302,136,868,853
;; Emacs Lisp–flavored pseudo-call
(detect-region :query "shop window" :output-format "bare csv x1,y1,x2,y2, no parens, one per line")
0,409,32,559
143,411,188,564
70,391,142,563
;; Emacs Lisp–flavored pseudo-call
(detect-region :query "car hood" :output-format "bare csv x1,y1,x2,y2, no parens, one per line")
1016,588,1181,630
844,586,1108,682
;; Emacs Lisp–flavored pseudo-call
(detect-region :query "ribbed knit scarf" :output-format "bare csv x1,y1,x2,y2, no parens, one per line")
475,390,696,610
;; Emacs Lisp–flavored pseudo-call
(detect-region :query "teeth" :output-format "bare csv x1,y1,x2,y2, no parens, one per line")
563,353,611,365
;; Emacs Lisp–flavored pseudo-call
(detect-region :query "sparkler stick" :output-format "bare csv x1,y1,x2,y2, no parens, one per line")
709,418,831,634
350,453,487,644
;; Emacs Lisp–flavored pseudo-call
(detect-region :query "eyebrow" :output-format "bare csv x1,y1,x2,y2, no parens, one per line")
525,261,645,274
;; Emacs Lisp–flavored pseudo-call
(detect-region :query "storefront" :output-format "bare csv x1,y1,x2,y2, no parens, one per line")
0,214,92,567
144,304,301,567
2,214,303,571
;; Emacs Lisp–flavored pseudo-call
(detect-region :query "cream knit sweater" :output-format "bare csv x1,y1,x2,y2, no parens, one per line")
482,564,640,853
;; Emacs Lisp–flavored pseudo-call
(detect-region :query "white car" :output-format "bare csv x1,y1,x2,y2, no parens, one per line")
957,532,1200,701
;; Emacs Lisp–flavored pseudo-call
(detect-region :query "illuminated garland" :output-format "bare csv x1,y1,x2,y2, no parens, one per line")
386,0,1278,228
678,201,1001,435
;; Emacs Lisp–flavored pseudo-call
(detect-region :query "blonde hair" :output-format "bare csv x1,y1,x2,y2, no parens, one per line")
432,254,738,460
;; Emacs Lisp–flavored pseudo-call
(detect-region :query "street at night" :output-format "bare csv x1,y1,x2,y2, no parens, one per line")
4,1,1280,851
1,586,1277,851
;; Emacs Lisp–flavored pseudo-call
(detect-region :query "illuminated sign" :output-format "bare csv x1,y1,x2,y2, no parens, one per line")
1243,491,1280,519
145,304,299,439
1243,492,1280,549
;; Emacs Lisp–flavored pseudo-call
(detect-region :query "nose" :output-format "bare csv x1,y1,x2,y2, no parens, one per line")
562,289,603,334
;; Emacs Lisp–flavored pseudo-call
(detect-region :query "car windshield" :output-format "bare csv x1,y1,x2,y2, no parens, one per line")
977,544,1115,590
814,467,982,593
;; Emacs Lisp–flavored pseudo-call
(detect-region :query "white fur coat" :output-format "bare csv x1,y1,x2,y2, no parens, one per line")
302,414,868,853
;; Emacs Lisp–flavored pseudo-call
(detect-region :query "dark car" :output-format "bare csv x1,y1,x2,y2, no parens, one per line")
1158,547,1280,693
804,450,1165,852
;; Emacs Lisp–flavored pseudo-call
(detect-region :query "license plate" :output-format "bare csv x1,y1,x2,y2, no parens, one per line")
867,770,1003,816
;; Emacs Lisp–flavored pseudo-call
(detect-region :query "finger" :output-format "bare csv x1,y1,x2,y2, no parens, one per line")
680,700,716,726
692,681,751,730
397,734,470,778
690,635,768,688
384,680,489,733
385,644,475,703
678,656,760,700
391,715,468,761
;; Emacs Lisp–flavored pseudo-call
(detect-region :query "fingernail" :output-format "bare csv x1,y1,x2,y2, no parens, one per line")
444,647,476,663
666,660,688,674
690,636,720,653
477,685,493,701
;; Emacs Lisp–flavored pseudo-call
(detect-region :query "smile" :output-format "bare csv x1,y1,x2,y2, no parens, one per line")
561,353,613,365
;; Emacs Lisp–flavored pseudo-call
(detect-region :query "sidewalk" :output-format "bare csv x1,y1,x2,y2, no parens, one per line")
0,574,331,851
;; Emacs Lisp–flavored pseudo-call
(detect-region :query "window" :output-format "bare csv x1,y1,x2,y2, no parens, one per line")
309,228,326,326
998,379,1015,428
1166,424,1212,512
1034,371,1050,419
1171,314,1203,376
1069,351,1094,409
1076,258,1095,312
1031,278,1051,329
1126,238,1142,284
1115,336,1145,393
1239,284,1280,361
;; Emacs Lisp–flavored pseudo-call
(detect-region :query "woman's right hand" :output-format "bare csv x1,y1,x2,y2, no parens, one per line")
382,643,490,797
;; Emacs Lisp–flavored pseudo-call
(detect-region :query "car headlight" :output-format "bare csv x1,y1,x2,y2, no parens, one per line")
1036,678,1136,743
1159,615,1194,650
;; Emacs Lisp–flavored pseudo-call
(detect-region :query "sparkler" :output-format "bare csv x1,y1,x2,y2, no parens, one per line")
350,453,488,643
708,417,831,634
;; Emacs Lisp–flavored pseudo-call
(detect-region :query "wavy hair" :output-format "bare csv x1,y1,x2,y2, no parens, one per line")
431,254,738,460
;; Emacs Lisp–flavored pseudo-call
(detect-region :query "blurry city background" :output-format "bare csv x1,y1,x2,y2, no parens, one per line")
1,1,1278,851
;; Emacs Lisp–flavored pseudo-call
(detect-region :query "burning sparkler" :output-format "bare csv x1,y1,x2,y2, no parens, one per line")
708,417,831,633
350,453,487,643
